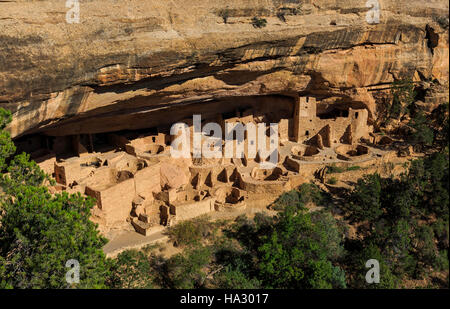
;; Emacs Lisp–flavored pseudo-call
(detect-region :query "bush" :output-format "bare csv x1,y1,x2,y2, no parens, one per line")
272,190,302,211
108,247,157,289
432,102,449,147
408,111,434,148
349,242,399,289
258,207,346,288
327,165,361,173
251,16,267,28
327,177,338,185
327,164,345,174
213,266,262,289
298,183,329,205
0,109,15,171
166,215,220,247
217,8,230,24
293,4,303,15
434,15,449,29
165,245,212,289
276,10,287,23
272,183,328,211
347,166,361,171
345,173,383,225
390,78,416,119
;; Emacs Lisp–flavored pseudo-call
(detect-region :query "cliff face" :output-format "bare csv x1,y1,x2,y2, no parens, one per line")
0,0,448,138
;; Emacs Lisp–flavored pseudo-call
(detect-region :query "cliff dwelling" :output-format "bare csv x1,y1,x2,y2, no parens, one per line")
12,94,406,237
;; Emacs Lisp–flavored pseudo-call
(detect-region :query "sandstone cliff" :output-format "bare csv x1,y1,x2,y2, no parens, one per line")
0,0,448,138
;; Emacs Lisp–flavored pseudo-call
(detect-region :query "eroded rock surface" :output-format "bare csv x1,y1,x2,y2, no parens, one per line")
0,0,448,138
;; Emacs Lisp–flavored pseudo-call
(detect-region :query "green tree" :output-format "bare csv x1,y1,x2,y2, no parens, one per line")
408,153,449,217
390,78,416,119
164,245,212,289
345,174,383,227
350,242,398,289
0,108,110,288
258,206,346,288
413,225,439,277
408,111,434,149
0,108,15,171
218,8,230,24
432,102,449,147
345,151,449,287
213,266,261,289
108,247,156,289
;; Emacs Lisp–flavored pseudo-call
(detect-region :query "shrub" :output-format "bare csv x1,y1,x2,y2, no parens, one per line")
434,15,449,29
276,10,287,22
251,16,267,28
327,177,338,185
217,8,230,24
327,164,345,174
327,165,361,173
390,78,416,119
166,215,219,247
347,166,361,171
0,109,15,171
272,190,301,211
408,111,434,148
432,102,449,146
349,242,399,289
297,183,329,205
108,247,156,289
293,4,303,15
258,207,346,288
272,183,328,210
213,266,262,289
165,245,213,289
345,173,383,225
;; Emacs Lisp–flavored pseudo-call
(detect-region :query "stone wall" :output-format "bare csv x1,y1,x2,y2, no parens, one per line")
86,178,135,226
169,197,216,221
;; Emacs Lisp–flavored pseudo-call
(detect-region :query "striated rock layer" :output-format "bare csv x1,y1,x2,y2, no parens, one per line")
0,0,448,138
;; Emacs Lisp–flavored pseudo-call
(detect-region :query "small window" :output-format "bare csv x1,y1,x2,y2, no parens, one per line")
152,137,156,142
355,112,359,119
305,130,309,136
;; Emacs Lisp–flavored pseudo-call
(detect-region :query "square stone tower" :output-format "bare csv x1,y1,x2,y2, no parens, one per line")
293,96,317,142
